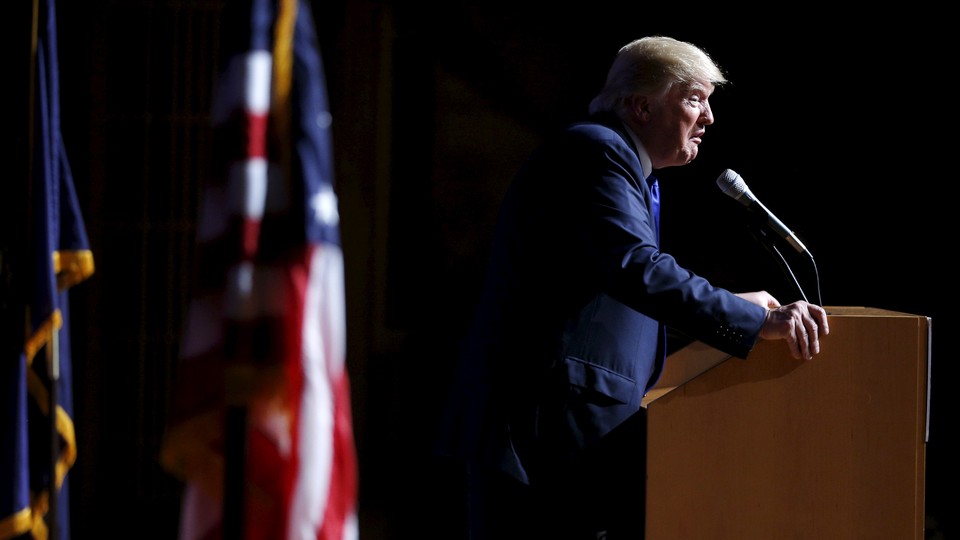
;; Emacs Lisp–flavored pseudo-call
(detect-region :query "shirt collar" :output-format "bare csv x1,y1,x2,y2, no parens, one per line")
622,120,653,180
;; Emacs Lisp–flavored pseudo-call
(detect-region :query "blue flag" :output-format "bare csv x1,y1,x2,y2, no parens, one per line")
1,0,94,538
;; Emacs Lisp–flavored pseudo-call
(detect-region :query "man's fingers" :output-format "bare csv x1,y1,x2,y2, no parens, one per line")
799,307,824,359
797,324,811,360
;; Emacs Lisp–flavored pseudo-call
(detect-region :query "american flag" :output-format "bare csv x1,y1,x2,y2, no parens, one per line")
1,0,95,538
159,1,358,538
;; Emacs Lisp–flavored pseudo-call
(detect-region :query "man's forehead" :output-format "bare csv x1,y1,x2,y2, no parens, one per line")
673,79,714,95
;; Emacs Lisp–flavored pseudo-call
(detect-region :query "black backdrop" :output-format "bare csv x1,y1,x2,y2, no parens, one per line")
9,2,953,538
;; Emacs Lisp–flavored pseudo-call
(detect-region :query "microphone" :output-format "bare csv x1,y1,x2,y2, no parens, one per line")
716,169,809,256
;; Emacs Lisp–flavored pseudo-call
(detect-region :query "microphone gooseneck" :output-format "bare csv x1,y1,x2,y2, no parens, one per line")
716,168,823,306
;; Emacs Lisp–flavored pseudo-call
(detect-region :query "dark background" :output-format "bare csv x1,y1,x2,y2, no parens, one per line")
10,2,954,538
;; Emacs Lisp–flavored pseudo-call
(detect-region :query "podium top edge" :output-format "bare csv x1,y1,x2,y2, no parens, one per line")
824,306,926,318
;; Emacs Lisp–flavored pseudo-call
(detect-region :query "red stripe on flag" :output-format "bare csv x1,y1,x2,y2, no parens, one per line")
246,111,269,160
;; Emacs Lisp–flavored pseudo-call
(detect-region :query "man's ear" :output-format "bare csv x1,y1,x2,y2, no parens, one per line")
629,94,652,123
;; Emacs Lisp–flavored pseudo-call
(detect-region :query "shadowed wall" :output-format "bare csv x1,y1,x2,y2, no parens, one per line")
12,2,953,538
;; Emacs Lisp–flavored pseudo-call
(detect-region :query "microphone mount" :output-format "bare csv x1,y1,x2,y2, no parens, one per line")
716,169,823,306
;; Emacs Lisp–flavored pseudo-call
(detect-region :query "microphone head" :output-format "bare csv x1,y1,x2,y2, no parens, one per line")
716,169,753,203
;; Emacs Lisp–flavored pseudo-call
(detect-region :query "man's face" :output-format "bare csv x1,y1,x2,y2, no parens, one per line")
645,81,715,168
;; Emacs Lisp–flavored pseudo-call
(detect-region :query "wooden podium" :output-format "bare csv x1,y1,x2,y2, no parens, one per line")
642,306,930,539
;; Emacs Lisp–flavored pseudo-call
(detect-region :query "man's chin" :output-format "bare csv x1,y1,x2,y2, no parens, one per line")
677,151,698,166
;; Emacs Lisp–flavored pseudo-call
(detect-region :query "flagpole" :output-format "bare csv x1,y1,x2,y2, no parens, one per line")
223,405,245,540
48,330,60,540
223,365,250,539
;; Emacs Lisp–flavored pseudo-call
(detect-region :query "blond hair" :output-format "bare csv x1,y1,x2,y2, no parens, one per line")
588,36,727,117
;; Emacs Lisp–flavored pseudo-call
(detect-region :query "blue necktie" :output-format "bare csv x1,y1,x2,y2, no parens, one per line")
646,174,667,379
647,175,660,245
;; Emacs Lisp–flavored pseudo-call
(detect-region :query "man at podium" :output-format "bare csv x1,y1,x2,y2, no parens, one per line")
434,35,830,540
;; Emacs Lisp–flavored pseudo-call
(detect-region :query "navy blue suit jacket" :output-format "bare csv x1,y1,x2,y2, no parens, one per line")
436,114,767,486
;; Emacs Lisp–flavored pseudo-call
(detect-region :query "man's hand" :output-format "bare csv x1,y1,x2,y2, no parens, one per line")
759,301,830,360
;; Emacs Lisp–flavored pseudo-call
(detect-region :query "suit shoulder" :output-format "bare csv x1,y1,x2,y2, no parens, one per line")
565,120,624,141
545,120,632,155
